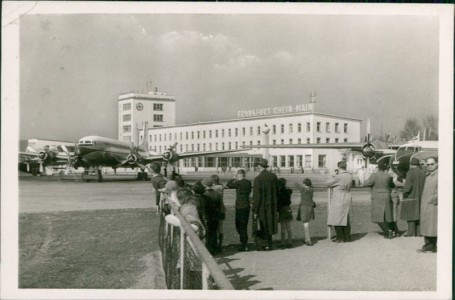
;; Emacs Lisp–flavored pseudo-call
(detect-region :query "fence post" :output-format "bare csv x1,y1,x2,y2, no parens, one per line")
327,187,331,239
180,230,185,289
202,262,209,290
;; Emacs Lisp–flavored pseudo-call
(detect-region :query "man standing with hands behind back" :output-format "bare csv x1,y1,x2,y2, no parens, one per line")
252,159,279,251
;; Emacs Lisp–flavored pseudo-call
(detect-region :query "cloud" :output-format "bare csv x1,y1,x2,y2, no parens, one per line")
273,50,293,62
156,30,262,71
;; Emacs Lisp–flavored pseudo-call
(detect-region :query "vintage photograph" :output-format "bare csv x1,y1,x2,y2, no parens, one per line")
2,2,453,299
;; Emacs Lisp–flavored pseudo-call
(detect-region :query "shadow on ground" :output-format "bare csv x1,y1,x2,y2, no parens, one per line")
216,246,271,290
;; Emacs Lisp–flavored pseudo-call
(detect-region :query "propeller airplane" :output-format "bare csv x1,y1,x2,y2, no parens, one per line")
71,122,247,182
19,144,75,175
244,119,438,180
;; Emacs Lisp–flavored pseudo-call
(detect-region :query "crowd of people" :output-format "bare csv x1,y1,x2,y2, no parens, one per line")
151,155,438,255
335,156,438,253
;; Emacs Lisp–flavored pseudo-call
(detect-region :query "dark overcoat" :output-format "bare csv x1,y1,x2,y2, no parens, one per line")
420,170,438,236
364,170,395,223
400,167,426,221
252,169,278,235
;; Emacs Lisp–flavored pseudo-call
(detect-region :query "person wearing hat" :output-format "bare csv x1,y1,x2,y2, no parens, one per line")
364,161,396,239
400,157,426,237
327,161,353,243
252,158,279,250
201,177,222,254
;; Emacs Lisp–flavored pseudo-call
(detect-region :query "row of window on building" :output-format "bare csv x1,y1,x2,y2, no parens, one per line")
122,103,163,111
151,138,347,154
180,154,328,169
138,121,349,141
122,114,163,125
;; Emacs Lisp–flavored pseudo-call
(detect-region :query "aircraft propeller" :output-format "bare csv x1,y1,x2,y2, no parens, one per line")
360,119,377,166
122,142,149,172
161,143,179,177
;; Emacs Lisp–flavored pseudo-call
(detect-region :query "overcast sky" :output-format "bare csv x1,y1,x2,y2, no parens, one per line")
19,12,439,142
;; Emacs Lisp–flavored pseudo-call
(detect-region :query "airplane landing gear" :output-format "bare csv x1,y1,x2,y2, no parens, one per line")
137,170,149,181
97,169,103,182
81,169,103,182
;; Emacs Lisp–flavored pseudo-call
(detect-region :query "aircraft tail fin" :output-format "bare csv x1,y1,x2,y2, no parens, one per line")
140,122,149,150
26,146,37,153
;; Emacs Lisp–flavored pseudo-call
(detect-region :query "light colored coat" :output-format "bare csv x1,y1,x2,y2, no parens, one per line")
364,170,395,223
420,170,438,236
327,171,353,226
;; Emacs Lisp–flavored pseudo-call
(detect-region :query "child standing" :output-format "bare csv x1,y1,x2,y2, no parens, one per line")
277,178,293,248
295,178,316,246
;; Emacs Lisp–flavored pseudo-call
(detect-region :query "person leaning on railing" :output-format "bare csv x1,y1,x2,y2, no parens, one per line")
165,190,205,240
151,162,168,215
159,180,179,215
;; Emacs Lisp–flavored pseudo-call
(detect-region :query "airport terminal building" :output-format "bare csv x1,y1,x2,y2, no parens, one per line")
119,90,365,173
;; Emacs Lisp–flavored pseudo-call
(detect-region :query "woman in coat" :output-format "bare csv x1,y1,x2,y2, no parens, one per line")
364,162,395,239
327,161,353,243
400,157,426,237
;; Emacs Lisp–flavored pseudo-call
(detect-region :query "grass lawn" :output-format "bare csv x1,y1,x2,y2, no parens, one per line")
19,208,159,288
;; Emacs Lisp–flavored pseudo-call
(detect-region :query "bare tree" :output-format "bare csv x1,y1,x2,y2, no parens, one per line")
400,118,421,141
422,115,438,140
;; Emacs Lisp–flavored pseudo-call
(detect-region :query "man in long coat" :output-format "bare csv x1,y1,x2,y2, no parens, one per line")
327,161,353,243
418,157,438,253
364,161,395,239
400,157,426,237
252,158,278,250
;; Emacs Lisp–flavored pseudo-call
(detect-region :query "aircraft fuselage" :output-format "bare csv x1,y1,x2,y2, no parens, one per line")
75,136,148,168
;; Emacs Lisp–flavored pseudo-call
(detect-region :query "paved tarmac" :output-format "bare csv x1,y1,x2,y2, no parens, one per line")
216,234,436,291
18,174,437,292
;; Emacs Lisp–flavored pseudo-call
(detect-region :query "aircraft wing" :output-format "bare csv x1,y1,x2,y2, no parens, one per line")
19,151,72,166
171,149,248,159
242,142,366,150
141,149,248,164
19,151,40,162
243,141,395,162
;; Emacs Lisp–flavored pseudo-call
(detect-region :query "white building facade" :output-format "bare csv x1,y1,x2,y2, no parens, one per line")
118,90,176,145
136,109,364,173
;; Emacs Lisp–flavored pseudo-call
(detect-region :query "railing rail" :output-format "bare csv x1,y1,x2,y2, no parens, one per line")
158,191,234,290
